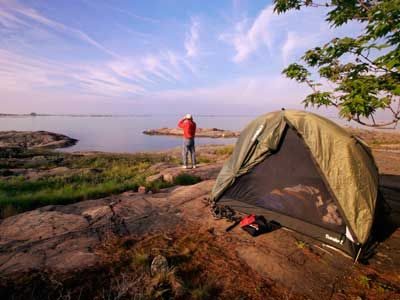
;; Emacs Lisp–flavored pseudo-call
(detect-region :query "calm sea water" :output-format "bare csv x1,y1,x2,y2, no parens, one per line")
0,114,396,153
0,115,255,153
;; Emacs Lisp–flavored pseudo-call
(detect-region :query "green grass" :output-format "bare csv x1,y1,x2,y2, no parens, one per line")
173,173,202,186
196,155,212,163
0,150,179,217
147,179,173,192
215,145,234,156
371,139,400,145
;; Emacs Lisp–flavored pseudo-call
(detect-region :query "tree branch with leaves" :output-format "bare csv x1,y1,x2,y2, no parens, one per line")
275,0,400,128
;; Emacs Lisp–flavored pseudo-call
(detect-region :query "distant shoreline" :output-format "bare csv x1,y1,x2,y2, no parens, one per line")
143,127,240,138
0,113,150,118
0,113,258,118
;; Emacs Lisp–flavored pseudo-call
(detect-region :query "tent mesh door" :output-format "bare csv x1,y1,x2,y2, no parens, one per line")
221,126,346,234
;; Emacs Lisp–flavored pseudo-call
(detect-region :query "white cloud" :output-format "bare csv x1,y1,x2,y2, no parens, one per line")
0,46,198,98
220,5,277,63
221,4,364,65
0,8,28,28
0,1,198,94
150,74,310,109
281,31,315,64
185,17,200,57
0,49,144,97
108,59,154,83
0,0,119,58
108,50,196,84
84,0,159,24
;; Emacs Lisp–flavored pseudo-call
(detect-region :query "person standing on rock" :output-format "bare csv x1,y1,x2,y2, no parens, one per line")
178,114,197,169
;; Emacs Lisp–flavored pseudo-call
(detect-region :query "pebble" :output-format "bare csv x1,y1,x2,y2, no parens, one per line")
151,255,169,276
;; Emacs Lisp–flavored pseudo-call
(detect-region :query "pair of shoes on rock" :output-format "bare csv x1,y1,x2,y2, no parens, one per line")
182,165,197,169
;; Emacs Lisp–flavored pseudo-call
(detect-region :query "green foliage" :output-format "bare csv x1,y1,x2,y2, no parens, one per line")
282,63,310,82
146,179,173,192
295,239,308,249
0,173,141,215
173,173,202,186
0,151,177,217
358,275,371,288
275,0,400,128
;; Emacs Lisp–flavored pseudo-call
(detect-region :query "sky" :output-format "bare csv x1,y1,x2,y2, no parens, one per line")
0,0,363,115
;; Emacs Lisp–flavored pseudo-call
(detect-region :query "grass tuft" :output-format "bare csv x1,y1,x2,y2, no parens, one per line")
295,240,307,249
190,284,213,300
215,145,234,156
358,275,371,289
173,173,202,186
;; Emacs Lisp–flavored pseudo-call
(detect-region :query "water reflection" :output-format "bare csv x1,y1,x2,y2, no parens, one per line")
1,114,396,153
0,115,251,152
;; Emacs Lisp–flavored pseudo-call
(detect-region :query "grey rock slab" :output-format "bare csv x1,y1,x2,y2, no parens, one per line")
0,181,213,276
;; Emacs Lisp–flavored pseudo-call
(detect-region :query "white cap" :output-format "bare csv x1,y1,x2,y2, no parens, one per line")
185,114,192,119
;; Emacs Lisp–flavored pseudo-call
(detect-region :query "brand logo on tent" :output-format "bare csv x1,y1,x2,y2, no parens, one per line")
325,234,344,245
251,125,264,142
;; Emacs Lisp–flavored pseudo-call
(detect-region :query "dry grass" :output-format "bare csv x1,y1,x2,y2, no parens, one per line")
92,224,304,300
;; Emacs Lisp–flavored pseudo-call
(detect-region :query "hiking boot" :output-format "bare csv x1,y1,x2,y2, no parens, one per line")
192,165,197,169
182,165,188,169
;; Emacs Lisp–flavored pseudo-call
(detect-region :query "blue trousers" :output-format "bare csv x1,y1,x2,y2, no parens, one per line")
182,138,196,166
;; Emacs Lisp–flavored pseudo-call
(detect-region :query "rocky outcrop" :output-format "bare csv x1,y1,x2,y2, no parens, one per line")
143,127,240,138
146,163,223,184
0,131,77,149
1,178,399,299
0,181,214,275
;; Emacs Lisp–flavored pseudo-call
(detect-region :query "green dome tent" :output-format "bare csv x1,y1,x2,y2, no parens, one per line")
210,110,379,258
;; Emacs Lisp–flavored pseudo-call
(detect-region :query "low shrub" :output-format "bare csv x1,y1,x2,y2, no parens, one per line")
173,173,201,186
146,179,173,192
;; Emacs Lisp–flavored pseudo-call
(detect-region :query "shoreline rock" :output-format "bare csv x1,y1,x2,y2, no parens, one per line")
0,178,399,300
0,131,78,149
143,127,240,138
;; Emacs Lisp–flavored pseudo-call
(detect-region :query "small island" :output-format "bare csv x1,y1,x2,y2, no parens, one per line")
0,131,78,149
143,127,240,138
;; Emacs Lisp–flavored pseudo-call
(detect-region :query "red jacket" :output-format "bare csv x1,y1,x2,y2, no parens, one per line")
178,118,196,139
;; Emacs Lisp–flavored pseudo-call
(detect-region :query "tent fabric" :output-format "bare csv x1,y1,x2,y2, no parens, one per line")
211,110,379,245
221,126,347,234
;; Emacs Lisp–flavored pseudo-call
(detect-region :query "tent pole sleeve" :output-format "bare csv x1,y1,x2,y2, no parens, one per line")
353,247,362,264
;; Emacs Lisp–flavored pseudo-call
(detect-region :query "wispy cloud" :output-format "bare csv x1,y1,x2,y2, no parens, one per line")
71,67,146,96
103,4,159,24
115,23,152,39
108,51,196,84
220,4,363,65
0,1,365,115
281,31,315,64
219,5,277,63
150,74,309,108
0,49,144,97
0,45,198,98
82,0,159,24
0,8,28,28
0,0,199,94
0,0,119,58
185,17,200,57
